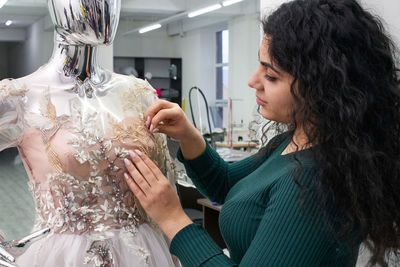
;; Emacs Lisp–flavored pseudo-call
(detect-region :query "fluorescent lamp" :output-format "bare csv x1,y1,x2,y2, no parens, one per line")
139,24,162,34
5,20,12,26
222,0,244,7
188,4,222,18
0,0,7,9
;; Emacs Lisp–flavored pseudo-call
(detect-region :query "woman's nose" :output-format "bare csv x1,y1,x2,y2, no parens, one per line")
248,71,261,90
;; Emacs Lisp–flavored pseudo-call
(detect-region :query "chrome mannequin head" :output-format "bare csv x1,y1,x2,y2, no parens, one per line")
48,0,121,46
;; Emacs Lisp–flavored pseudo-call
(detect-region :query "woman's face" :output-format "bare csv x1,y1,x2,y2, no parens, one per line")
248,36,296,124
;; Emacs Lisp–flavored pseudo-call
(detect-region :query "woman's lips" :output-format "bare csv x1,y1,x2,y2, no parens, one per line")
256,97,267,106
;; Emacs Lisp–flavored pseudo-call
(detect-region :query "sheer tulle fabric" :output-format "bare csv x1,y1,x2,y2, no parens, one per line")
0,72,179,267
16,225,176,267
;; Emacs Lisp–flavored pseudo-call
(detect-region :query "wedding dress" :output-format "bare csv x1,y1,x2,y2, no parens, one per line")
0,71,179,267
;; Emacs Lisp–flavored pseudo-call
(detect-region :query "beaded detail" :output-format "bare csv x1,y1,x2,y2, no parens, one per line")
1,75,177,266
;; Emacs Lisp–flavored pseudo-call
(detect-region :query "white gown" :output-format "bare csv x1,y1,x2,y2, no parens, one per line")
0,71,180,267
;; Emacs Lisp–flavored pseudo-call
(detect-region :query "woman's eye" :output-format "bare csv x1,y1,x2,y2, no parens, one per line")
265,74,277,82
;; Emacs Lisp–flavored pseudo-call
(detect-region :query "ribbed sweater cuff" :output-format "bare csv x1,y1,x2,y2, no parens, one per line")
170,223,224,266
177,140,221,173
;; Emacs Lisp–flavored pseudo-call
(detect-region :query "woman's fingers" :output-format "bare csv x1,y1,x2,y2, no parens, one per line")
123,149,192,238
133,150,165,179
149,108,176,133
124,150,162,191
144,100,175,127
129,150,158,184
124,157,151,195
144,100,184,134
124,173,146,199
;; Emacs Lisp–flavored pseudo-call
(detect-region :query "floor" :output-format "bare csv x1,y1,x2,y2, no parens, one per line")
0,148,395,266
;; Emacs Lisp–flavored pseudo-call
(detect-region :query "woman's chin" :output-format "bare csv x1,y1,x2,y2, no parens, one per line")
260,110,288,124
259,108,271,120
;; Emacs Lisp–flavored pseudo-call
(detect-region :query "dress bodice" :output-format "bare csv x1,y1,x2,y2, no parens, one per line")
0,73,175,236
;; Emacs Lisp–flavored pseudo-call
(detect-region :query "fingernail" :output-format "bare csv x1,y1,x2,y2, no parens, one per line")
129,150,136,159
124,158,131,166
135,149,143,157
149,124,154,132
124,173,130,180
152,128,160,133
145,116,151,128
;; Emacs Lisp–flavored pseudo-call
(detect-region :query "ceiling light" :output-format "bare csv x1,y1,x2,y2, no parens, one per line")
0,0,7,9
5,20,12,26
188,4,222,18
139,24,162,34
222,0,244,7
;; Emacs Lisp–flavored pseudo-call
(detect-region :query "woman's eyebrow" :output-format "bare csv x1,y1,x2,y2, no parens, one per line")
260,61,281,75
258,50,281,74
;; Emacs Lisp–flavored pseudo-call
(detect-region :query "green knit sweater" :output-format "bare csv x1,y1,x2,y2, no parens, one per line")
170,133,360,266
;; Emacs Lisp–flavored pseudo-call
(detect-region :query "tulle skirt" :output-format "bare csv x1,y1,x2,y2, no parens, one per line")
16,224,180,267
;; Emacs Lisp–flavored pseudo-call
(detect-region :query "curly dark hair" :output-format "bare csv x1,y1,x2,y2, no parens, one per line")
260,0,400,265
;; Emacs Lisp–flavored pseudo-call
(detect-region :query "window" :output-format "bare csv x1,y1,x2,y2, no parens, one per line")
214,29,229,128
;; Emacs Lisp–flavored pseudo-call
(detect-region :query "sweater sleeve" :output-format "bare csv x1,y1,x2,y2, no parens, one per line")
177,141,263,204
170,168,347,267
170,223,237,267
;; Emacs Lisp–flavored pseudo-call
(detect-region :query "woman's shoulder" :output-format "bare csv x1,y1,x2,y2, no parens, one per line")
268,131,291,147
257,131,291,159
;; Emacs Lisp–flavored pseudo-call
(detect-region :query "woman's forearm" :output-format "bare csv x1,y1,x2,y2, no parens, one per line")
179,129,206,160
158,211,193,241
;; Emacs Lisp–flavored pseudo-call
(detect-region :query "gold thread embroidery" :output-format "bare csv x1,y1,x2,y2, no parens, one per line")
120,78,157,118
45,143,63,173
112,124,152,154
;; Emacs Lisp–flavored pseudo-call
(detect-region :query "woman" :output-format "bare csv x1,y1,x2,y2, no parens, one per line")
123,0,400,266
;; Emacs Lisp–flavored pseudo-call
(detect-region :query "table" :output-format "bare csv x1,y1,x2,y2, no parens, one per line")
215,142,258,149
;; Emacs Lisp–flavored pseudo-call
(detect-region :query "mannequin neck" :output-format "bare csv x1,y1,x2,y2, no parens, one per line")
47,33,110,97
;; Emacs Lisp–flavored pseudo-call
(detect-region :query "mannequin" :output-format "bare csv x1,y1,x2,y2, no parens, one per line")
38,0,118,98
0,0,179,266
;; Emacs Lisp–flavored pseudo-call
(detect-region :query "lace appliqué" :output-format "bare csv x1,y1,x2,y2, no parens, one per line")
0,79,29,100
65,108,143,235
120,230,150,266
0,79,27,150
153,134,177,185
39,87,68,173
82,230,152,267
120,79,157,118
28,98,145,235
84,240,114,267
109,118,155,157
118,78,177,185
11,75,178,266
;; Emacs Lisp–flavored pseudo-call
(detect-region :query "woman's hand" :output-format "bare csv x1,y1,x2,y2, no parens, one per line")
144,99,206,160
124,149,192,241
144,100,197,142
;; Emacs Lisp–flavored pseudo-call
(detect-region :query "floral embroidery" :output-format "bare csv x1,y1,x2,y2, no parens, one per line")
120,79,157,117
2,75,177,266
84,240,114,267
110,119,154,156
0,79,28,100
120,230,150,266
